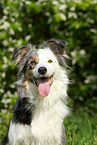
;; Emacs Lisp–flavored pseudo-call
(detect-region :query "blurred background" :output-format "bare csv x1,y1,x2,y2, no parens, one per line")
0,0,97,144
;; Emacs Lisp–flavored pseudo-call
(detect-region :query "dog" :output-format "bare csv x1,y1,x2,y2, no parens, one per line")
2,39,69,145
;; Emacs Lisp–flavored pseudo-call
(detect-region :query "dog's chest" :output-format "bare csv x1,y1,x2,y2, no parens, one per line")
9,110,62,145
30,105,62,145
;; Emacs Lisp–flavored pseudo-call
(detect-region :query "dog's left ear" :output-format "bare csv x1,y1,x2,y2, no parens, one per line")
12,46,30,65
47,39,65,55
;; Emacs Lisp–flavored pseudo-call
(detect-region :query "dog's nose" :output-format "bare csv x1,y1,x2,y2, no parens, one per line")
38,67,47,75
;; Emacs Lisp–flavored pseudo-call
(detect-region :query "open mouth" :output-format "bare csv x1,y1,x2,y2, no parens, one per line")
33,76,53,97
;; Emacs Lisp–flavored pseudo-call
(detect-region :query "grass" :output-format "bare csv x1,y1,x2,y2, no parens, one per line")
64,112,97,145
0,111,97,144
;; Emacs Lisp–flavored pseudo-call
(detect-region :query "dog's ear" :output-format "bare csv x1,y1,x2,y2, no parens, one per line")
12,46,30,65
47,39,65,55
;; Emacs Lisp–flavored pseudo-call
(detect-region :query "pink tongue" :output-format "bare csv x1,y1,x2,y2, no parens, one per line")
38,79,50,97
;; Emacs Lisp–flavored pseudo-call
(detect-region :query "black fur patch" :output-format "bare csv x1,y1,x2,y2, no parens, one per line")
12,97,34,125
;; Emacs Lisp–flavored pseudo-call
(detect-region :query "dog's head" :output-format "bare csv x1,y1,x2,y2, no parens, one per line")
12,39,67,97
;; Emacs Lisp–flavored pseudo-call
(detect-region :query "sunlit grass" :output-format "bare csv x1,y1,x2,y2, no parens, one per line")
64,112,97,145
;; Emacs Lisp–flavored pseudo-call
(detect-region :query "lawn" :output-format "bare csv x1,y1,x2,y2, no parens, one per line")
64,112,97,145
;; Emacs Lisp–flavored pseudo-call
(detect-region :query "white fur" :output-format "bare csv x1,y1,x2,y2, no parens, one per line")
8,48,69,145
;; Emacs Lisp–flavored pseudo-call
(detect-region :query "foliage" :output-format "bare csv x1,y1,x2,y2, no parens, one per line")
0,0,97,142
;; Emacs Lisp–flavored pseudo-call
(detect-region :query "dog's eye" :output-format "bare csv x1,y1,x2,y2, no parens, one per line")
30,61,36,66
29,61,37,69
48,60,53,63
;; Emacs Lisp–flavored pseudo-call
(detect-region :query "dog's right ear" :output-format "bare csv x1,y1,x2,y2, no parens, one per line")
12,46,30,65
47,39,65,55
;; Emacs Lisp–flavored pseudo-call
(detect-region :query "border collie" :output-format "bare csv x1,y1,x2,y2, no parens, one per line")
2,39,69,145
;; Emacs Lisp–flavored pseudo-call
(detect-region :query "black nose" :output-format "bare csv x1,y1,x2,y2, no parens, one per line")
38,67,47,75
